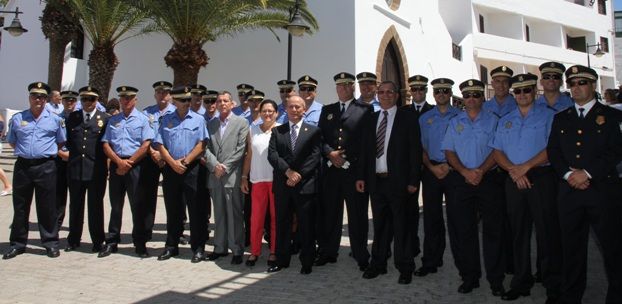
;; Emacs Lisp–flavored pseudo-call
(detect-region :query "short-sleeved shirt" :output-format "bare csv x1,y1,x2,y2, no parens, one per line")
249,123,279,183
101,108,154,158
8,109,66,159
155,110,208,159
303,100,323,126
143,103,176,133
357,97,381,112
441,110,498,169
76,101,106,112
45,102,64,115
232,106,251,121
192,106,206,115
484,95,517,118
419,106,461,163
276,103,287,124
535,94,573,113
489,105,555,165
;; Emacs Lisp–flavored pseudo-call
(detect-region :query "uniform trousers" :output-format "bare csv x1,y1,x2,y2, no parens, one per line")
10,157,59,249
274,190,316,268
54,157,68,231
106,160,147,247
139,157,161,240
67,175,106,247
197,163,211,235
505,167,561,296
490,168,514,274
369,176,415,274
210,183,245,256
162,162,207,252
446,170,505,287
557,178,622,303
420,164,451,269
250,181,276,256
318,167,369,265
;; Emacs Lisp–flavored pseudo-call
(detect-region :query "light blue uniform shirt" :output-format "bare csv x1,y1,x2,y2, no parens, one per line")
357,97,381,112
276,103,287,124
441,110,498,169
489,105,555,165
143,103,176,133
204,111,220,124
192,106,206,115
45,102,64,115
535,94,573,113
101,108,154,157
303,100,323,126
484,95,517,118
232,106,251,121
76,101,106,112
155,111,208,159
8,109,66,159
419,106,461,163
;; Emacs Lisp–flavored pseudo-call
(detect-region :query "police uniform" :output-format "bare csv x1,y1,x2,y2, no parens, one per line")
232,83,253,119
141,81,176,241
489,74,561,301
246,90,265,125
155,86,209,262
203,90,220,122
297,75,323,126
356,72,381,112
547,65,622,303
441,79,505,294
536,62,573,113
65,87,109,252
190,84,207,115
100,86,155,257
316,73,373,270
54,93,75,234
4,82,66,259
417,78,460,275
484,66,517,118
200,90,218,234
404,75,434,115
276,80,296,123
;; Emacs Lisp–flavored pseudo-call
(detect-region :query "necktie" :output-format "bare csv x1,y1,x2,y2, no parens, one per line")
578,108,585,119
86,113,91,122
416,105,421,113
376,111,388,158
341,103,346,115
290,124,298,151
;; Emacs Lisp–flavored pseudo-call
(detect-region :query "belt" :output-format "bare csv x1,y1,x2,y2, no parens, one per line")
17,157,55,166
375,172,389,178
430,160,447,166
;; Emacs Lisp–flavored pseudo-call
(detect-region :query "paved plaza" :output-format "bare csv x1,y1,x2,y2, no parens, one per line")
0,150,609,303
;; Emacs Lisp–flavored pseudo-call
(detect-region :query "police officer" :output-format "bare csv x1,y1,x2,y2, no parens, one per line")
100,86,155,258
3,82,66,259
489,74,561,302
441,79,505,296
55,91,78,233
415,78,460,277
356,72,380,112
276,80,296,124
141,81,175,241
537,62,573,113
203,90,220,122
246,90,265,125
45,90,64,115
405,75,434,115
190,84,207,115
64,86,110,253
200,90,218,236
297,75,323,126
316,72,373,271
155,86,209,263
232,83,254,120
485,66,517,118
547,65,622,303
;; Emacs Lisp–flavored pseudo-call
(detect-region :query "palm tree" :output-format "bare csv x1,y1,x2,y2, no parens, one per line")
140,0,318,85
69,0,151,101
41,1,80,91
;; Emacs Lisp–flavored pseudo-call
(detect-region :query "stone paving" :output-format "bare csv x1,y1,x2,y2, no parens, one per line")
0,151,609,303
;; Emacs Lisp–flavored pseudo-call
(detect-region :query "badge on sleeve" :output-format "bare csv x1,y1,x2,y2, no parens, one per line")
456,124,464,133
60,119,65,128
596,115,605,125
427,118,433,125
20,120,28,127
505,121,512,129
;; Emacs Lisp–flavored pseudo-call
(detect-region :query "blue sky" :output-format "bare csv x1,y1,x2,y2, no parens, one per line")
616,0,622,10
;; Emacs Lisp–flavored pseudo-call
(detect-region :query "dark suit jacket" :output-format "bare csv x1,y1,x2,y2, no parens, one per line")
318,99,372,171
547,102,622,184
357,107,422,194
268,122,321,196
402,101,434,118
66,110,110,181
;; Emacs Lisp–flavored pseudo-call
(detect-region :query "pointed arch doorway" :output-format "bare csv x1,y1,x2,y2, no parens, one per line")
376,26,409,106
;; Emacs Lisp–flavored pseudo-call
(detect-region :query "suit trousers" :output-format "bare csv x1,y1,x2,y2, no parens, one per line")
557,181,622,303
67,176,107,246
106,160,146,247
446,170,505,287
162,162,207,252
369,176,415,274
197,164,211,235
210,183,245,256
55,157,68,231
318,167,370,265
139,157,161,240
274,190,316,268
420,165,451,269
250,181,276,256
505,167,561,296
10,158,59,249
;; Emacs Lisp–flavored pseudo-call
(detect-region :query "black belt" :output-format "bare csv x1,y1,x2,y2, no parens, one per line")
17,157,55,166
430,160,446,166
376,172,389,179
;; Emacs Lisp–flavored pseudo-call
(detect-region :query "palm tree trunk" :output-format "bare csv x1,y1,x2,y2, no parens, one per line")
41,2,77,91
47,37,70,91
164,41,209,86
88,44,118,103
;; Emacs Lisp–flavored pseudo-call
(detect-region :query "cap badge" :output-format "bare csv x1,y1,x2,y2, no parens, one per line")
440,79,445,84
518,76,524,81
122,86,126,91
416,76,421,80
502,66,507,72
550,62,555,67
468,80,473,86
305,76,309,81
37,82,42,88
572,67,578,73
184,87,189,93
340,73,345,78
88,86,92,91
363,73,367,77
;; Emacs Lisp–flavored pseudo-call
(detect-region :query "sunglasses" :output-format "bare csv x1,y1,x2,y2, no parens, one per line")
30,94,47,100
81,97,97,102
568,80,590,87
542,74,562,80
299,87,316,92
203,99,216,104
433,88,451,95
462,92,482,99
377,90,395,95
410,87,426,92
513,87,533,94
280,89,293,94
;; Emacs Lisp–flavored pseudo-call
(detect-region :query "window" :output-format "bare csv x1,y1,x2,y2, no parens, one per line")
479,15,485,33
616,13,622,37
574,0,584,5
600,36,609,53
70,28,84,59
525,25,530,42
598,0,606,15
480,65,488,85
452,42,462,61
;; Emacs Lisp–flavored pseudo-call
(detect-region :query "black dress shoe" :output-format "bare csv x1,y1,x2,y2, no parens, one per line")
267,265,284,273
3,247,25,260
98,244,118,258
267,259,277,267
358,263,369,272
46,247,60,258
206,252,228,261
191,251,206,263
64,244,80,252
179,235,189,245
231,255,243,265
246,255,258,266
313,256,337,266
157,248,179,261
414,266,438,277
501,288,529,301
398,273,412,284
91,243,103,253
457,281,480,294
362,268,387,279
492,285,506,297
135,246,150,258
300,266,312,274
545,295,559,304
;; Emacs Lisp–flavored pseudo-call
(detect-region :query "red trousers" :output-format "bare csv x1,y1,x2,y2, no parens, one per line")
250,181,276,256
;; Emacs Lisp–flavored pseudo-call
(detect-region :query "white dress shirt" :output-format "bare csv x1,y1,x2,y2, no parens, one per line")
375,105,397,173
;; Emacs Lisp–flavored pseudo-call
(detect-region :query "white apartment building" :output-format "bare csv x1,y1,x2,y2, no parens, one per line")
0,0,616,112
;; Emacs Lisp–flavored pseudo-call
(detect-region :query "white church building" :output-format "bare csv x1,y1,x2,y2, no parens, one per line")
0,0,617,112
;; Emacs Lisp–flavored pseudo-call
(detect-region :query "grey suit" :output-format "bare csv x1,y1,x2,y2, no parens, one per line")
205,114,249,255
